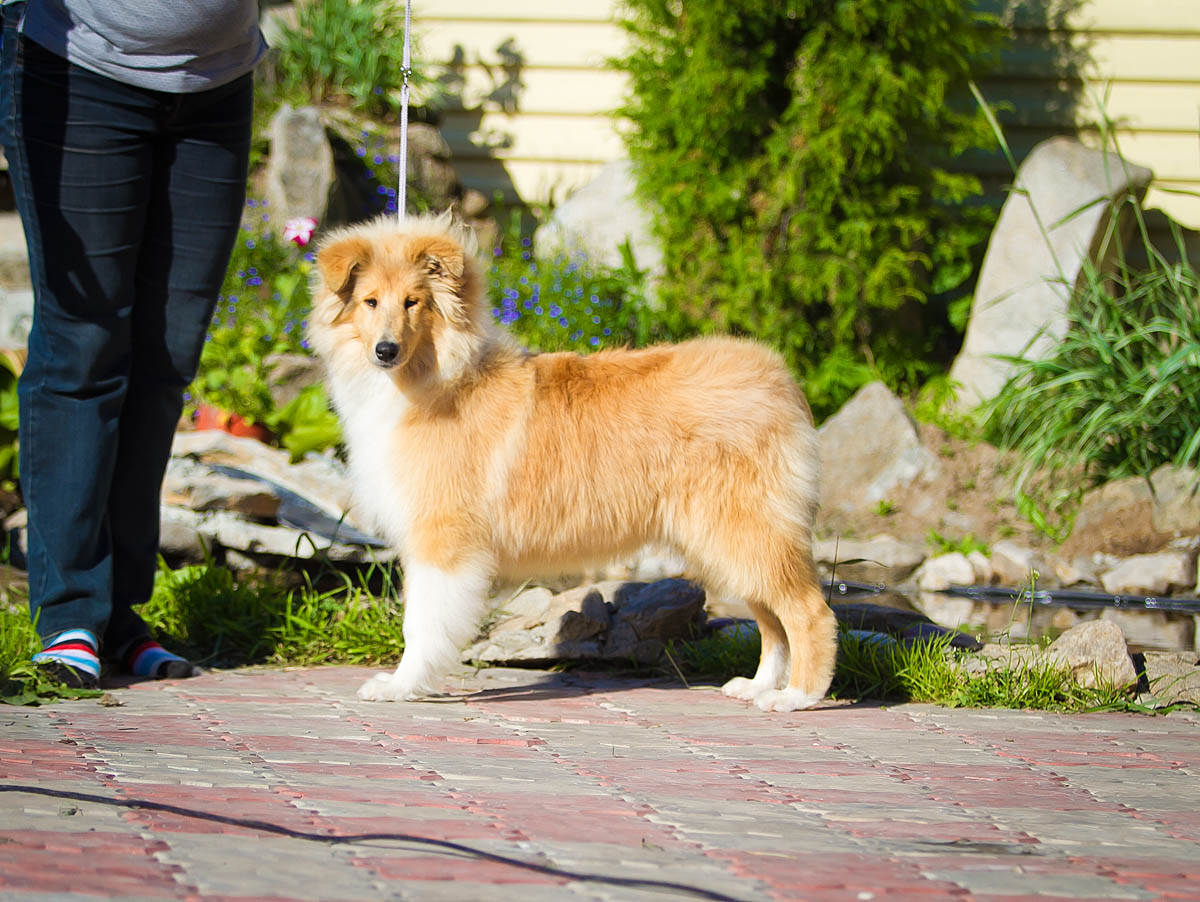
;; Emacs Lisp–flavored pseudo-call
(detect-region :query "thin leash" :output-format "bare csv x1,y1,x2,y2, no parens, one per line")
397,0,413,222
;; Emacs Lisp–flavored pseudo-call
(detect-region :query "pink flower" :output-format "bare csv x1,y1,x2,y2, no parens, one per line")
283,217,318,247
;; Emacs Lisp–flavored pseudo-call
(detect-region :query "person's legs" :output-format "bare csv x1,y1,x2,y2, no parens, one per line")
104,73,254,667
9,37,159,669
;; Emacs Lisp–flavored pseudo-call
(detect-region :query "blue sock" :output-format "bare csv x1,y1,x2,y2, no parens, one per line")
126,639,197,678
32,629,101,680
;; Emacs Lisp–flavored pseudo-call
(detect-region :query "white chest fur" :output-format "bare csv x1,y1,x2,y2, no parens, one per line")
329,365,412,549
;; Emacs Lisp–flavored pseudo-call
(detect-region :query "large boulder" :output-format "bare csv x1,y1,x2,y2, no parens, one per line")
533,160,663,296
949,137,1153,408
262,104,336,226
463,578,706,666
1045,620,1138,689
818,381,940,515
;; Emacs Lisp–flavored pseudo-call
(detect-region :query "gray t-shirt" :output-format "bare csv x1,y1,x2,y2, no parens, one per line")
21,0,265,93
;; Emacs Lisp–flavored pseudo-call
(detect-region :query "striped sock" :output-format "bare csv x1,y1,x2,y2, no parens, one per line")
32,629,101,680
126,639,197,678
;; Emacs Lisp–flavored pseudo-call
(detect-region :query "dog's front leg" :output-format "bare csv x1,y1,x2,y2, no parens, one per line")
357,559,493,702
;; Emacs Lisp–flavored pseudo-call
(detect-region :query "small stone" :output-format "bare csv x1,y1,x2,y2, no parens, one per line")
1100,551,1195,596
1150,464,1200,535
989,541,1041,587
816,535,926,584
1045,620,1137,689
967,550,992,584
916,552,976,592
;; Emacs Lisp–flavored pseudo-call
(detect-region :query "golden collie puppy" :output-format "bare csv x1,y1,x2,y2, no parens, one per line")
308,214,836,711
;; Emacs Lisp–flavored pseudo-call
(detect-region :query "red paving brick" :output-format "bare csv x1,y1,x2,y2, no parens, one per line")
0,665,1196,902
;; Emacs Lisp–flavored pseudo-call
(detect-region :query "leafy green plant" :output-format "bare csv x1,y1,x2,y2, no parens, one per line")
272,0,443,117
265,384,343,462
190,208,342,456
927,530,989,556
0,351,20,483
614,0,1002,417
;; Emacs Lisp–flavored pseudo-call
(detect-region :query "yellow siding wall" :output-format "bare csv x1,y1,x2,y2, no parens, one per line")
419,0,1200,227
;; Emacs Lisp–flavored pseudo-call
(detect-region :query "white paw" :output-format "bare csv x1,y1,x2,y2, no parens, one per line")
753,687,822,713
721,676,769,701
356,673,421,702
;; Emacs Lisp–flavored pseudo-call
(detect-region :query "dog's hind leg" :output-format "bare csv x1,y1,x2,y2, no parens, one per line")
721,600,789,700
357,558,492,702
751,578,837,712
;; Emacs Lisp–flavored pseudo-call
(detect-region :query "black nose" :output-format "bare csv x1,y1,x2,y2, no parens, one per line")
375,341,399,364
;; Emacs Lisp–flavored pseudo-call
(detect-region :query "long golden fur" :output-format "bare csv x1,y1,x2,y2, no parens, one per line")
308,213,836,711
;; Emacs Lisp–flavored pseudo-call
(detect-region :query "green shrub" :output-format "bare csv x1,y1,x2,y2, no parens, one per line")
614,0,1001,417
272,0,442,118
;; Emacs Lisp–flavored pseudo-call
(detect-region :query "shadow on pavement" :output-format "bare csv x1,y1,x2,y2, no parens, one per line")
0,784,748,902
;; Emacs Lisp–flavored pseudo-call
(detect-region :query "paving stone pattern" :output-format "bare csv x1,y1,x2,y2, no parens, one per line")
1,666,1198,901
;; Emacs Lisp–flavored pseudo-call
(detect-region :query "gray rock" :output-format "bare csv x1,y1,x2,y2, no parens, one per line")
170,430,369,536
960,641,1044,676
266,352,324,409
1044,620,1138,689
0,286,32,348
818,382,940,515
916,552,976,592
158,511,208,563
989,540,1043,587
164,460,281,520
1100,551,1195,597
967,550,992,584
0,211,30,293
816,535,926,584
1140,651,1200,704
612,578,706,641
263,104,336,226
463,578,704,667
180,508,375,564
534,160,663,297
406,122,459,209
949,137,1154,408
1150,465,1200,535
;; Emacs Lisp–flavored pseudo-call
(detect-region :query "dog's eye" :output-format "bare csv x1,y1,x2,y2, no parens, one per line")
404,297,418,310
363,297,378,309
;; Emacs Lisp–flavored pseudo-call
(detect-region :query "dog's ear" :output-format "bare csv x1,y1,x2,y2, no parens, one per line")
410,236,469,325
317,234,373,297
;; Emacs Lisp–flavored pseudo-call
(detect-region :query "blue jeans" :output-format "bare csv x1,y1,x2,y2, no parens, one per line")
1,9,252,651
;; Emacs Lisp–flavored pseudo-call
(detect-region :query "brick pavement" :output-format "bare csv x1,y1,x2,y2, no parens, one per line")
1,665,1197,901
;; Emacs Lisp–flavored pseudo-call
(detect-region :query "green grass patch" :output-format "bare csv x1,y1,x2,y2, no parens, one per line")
669,628,1157,714
137,559,405,668
1,557,408,704
0,607,104,705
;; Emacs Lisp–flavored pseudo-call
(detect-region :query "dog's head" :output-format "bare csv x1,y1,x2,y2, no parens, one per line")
309,214,488,385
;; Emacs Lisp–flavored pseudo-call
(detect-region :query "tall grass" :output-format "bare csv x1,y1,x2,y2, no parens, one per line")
971,84,1200,520
137,559,405,668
